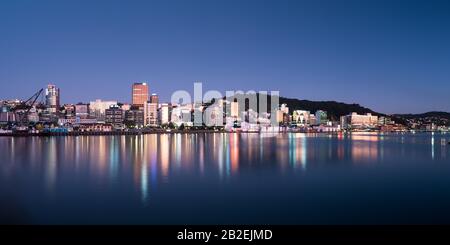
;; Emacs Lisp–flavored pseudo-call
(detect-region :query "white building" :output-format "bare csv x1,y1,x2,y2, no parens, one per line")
340,112,378,129
159,103,170,125
171,104,193,127
230,101,239,118
89,99,117,121
145,102,159,126
45,84,60,114
315,110,328,125
292,110,310,126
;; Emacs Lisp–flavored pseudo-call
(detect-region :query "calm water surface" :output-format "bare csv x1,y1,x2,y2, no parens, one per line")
1,132,450,224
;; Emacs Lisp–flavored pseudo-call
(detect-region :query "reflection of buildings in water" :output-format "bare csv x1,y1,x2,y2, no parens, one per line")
431,132,435,160
131,135,144,194
149,135,158,199
276,135,289,170
95,136,107,175
198,135,205,174
288,133,307,170
215,133,240,177
45,137,57,192
139,135,157,204
108,136,120,181
217,134,225,178
160,134,170,181
230,133,239,174
225,135,230,177
351,135,379,163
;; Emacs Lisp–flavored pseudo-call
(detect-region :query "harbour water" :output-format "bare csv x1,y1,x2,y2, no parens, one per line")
0,132,449,224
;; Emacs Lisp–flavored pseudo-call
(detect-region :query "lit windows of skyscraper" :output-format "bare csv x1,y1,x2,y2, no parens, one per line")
150,93,159,104
145,93,159,126
45,84,60,114
132,82,149,107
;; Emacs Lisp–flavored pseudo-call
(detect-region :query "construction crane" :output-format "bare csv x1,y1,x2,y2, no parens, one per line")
14,88,44,128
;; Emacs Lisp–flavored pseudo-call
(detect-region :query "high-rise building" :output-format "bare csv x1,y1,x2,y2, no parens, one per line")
125,106,145,127
145,93,159,127
105,105,124,129
145,102,159,126
150,93,159,104
132,82,149,107
45,84,60,113
315,110,328,125
230,101,239,118
159,103,170,125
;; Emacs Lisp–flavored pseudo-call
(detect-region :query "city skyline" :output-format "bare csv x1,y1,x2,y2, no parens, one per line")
1,0,450,114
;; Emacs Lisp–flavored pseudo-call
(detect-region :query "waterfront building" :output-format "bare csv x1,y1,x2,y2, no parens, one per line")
315,110,328,125
125,106,144,127
132,82,149,107
159,103,170,125
378,116,393,125
276,109,284,123
145,102,159,127
144,93,159,127
203,104,223,127
340,112,379,129
230,101,239,118
313,124,341,132
77,123,112,132
75,103,89,119
292,110,310,126
308,114,317,125
89,99,117,121
275,104,290,125
280,103,289,114
63,104,76,119
0,105,16,123
45,84,60,114
105,105,124,129
58,118,98,125
171,104,193,127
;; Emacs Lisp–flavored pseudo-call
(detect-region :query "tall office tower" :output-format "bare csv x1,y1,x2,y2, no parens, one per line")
230,101,239,118
159,103,170,125
145,93,159,126
132,82,149,107
45,84,60,113
150,93,159,104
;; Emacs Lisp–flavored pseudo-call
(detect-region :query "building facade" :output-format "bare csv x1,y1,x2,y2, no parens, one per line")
89,99,117,121
145,102,159,126
75,103,89,119
125,106,144,127
132,82,149,107
341,112,379,129
159,103,170,125
105,105,124,129
45,84,60,114
315,110,328,125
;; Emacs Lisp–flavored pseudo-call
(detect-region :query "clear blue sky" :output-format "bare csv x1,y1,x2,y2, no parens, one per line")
0,0,449,114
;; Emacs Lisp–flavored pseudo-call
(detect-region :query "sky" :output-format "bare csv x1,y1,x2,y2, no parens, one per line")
0,0,449,114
